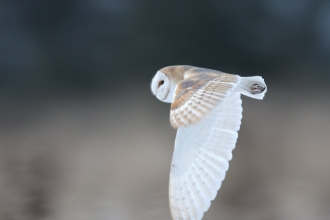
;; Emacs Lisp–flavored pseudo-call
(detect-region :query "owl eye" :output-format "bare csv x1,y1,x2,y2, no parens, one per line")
158,80,164,88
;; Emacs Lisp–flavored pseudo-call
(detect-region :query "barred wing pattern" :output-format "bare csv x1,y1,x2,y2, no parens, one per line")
169,92,243,220
170,69,240,129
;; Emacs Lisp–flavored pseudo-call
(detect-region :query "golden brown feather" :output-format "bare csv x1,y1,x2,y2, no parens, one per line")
168,67,240,129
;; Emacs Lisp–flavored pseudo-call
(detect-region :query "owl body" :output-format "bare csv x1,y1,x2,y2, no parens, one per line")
150,66,267,220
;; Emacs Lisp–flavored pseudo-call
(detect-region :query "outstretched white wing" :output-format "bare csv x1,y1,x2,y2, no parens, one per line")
169,92,243,220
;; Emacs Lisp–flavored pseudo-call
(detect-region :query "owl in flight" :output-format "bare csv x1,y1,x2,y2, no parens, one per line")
150,65,267,220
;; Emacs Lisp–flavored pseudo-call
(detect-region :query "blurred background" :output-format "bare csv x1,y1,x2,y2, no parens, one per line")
1,1,330,220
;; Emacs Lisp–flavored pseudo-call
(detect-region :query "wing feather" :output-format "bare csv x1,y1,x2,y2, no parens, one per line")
185,172,204,212
184,173,202,220
194,159,219,191
169,92,243,220
170,68,241,128
191,163,216,200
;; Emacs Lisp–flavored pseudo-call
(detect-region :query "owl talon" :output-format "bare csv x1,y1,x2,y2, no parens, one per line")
250,84,266,94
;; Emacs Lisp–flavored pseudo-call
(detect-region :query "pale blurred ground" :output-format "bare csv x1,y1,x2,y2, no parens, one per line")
0,80,329,220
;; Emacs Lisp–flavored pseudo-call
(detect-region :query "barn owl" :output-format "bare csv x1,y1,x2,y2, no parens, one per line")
150,65,267,220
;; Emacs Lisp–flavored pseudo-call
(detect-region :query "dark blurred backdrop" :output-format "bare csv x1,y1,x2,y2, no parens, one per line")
1,1,330,220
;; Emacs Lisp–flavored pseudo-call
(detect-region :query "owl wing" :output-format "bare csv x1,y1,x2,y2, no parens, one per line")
169,92,243,220
170,68,240,129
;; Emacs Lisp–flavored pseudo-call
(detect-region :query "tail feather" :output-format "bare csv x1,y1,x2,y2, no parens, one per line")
235,76,267,100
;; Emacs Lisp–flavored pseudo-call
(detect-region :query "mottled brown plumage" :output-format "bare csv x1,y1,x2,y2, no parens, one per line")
160,66,240,129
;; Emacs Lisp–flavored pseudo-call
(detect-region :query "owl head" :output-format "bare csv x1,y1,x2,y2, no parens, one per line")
151,71,173,103
151,66,193,103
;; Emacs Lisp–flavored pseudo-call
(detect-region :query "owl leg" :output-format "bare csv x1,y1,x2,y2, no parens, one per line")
250,84,266,94
235,76,267,100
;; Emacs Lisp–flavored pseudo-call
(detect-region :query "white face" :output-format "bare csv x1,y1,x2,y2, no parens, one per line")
151,71,174,103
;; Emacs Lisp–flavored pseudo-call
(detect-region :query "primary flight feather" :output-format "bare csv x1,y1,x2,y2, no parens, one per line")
150,65,267,220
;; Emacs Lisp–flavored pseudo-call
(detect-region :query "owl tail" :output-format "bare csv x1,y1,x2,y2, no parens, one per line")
235,76,267,100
